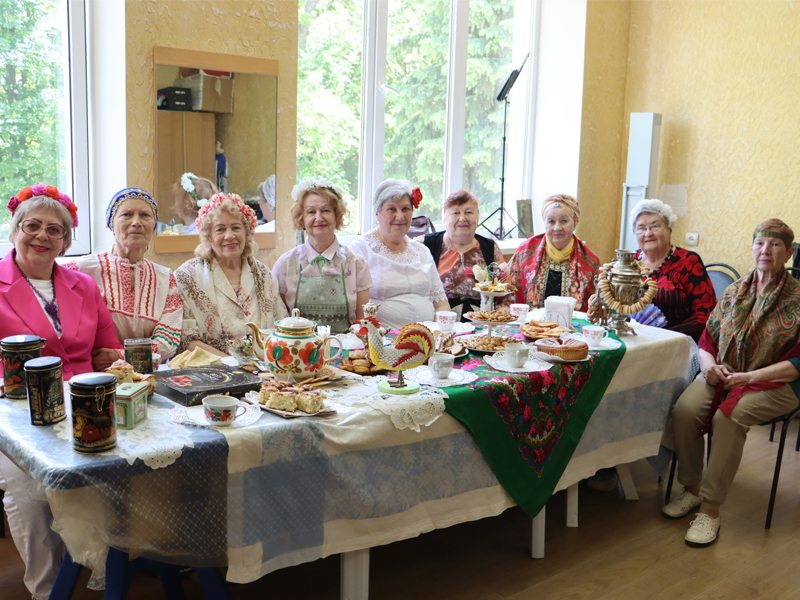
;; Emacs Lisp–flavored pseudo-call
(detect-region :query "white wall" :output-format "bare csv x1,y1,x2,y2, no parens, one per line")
529,0,588,233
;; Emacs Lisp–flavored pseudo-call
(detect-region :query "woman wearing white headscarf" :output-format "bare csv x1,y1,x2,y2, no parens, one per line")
350,179,449,330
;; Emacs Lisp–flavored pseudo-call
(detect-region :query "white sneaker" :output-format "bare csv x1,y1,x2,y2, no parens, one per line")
685,513,720,546
662,489,702,518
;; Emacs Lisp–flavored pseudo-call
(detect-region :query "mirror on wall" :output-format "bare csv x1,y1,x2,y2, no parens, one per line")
152,47,278,253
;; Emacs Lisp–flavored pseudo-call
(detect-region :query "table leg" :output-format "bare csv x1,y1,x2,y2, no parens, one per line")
104,547,132,600
340,549,370,600
566,483,578,527
616,463,639,500
48,551,83,600
531,507,545,559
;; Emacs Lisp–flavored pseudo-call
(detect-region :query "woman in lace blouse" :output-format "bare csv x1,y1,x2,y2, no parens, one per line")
350,179,449,330
175,193,288,355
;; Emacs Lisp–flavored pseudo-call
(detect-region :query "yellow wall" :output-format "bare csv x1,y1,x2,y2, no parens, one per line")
580,0,800,275
578,0,631,264
126,0,297,271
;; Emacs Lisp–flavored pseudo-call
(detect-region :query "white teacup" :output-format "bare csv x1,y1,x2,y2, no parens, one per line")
436,311,458,332
504,343,530,368
428,353,455,379
510,304,530,322
582,325,609,348
202,395,246,427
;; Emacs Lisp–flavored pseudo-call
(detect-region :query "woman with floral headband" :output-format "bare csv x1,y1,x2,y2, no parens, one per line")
664,219,800,547
350,178,449,331
0,183,121,600
65,188,183,361
273,178,372,333
172,172,218,234
174,192,288,355
508,194,599,311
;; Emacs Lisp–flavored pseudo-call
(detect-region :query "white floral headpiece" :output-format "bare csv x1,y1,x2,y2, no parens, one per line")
180,172,209,208
291,177,347,208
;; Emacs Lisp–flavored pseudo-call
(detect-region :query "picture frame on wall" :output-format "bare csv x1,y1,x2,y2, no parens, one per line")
516,199,534,238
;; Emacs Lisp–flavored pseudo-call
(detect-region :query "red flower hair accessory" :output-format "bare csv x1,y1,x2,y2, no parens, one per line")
195,192,258,233
8,183,79,228
411,187,423,209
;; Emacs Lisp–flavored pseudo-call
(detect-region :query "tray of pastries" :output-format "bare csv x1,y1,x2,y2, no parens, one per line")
519,321,569,340
532,337,589,362
464,309,516,324
473,281,517,294
247,379,336,418
338,349,386,375
459,333,518,353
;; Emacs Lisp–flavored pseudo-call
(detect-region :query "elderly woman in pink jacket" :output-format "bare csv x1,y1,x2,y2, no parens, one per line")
0,183,121,600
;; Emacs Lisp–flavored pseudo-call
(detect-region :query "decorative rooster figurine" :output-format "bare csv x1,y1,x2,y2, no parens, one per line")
357,317,435,390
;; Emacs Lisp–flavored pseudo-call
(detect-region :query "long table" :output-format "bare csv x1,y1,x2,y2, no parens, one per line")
0,322,692,598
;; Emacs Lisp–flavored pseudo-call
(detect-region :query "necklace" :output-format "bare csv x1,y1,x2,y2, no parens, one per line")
14,257,62,335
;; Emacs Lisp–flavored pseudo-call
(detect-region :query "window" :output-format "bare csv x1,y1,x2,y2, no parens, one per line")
297,0,364,236
298,0,537,238
0,0,90,255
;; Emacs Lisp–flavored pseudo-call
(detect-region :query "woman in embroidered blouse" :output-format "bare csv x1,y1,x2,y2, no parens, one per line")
631,199,716,342
272,178,372,333
421,189,510,318
0,184,121,600
66,188,183,361
508,194,599,311
663,219,800,547
172,173,217,234
350,179,449,331
175,192,288,356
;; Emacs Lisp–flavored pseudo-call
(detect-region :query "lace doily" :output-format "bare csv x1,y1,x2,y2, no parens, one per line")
55,405,196,469
324,376,447,432
403,365,479,388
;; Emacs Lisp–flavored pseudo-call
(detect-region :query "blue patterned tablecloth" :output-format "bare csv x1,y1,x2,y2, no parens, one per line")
0,324,694,583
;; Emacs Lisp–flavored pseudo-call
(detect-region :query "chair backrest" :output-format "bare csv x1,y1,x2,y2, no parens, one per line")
706,262,741,299
792,243,800,269
407,215,436,239
788,267,800,280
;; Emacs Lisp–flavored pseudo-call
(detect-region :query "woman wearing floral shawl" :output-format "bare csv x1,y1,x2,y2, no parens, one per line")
508,194,600,310
175,193,288,355
663,219,800,547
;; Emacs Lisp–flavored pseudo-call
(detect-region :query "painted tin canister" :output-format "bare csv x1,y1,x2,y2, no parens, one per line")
24,356,65,426
69,373,118,453
124,338,153,373
1,335,46,400
115,382,149,430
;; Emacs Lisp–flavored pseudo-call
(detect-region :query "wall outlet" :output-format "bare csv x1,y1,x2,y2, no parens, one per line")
685,232,699,247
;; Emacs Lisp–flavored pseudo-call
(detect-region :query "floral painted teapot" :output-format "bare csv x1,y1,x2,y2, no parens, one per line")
246,309,344,381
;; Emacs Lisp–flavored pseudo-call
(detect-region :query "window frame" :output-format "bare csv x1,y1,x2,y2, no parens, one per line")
0,0,92,257
342,0,540,246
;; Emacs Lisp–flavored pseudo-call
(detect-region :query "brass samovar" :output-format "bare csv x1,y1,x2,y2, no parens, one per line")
587,250,658,336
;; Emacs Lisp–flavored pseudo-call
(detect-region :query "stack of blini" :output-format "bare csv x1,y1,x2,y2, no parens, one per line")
596,261,658,316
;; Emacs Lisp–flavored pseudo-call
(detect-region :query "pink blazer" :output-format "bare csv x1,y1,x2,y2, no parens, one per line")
0,251,122,380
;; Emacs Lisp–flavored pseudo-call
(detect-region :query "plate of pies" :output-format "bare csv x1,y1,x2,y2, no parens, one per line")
519,321,570,340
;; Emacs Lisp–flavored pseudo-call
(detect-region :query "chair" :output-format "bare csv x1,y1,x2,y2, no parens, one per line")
788,267,800,280
792,242,800,269
705,263,740,299
665,404,800,529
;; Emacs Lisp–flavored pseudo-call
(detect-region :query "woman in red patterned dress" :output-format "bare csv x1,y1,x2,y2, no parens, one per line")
631,199,716,342
508,194,599,311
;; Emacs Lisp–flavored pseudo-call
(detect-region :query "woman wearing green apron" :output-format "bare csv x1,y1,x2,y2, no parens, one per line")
273,178,372,334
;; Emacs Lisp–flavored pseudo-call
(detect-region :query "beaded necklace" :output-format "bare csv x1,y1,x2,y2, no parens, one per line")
14,256,62,335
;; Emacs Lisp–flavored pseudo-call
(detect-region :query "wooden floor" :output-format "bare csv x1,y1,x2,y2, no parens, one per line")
2,423,800,600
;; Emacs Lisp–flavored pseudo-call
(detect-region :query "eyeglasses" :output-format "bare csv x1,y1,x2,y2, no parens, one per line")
634,224,665,235
19,219,69,240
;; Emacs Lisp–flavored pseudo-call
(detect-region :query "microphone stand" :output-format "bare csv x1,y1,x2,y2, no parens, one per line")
479,52,529,240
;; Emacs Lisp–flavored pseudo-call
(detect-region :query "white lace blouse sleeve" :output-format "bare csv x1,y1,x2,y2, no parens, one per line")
417,241,448,303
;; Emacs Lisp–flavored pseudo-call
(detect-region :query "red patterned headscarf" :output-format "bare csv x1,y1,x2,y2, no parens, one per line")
541,194,580,224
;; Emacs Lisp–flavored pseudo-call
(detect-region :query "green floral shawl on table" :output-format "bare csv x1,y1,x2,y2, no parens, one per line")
700,268,800,417
444,324,626,518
